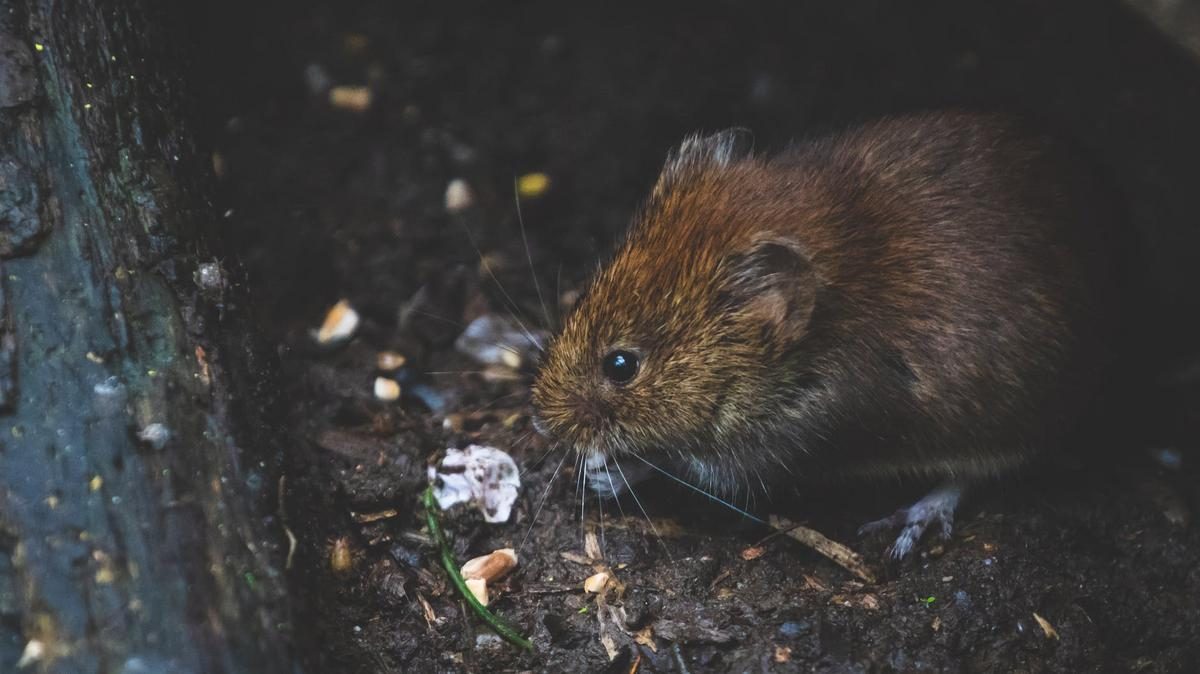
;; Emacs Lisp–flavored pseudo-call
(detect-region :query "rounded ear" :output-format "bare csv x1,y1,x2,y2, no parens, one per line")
722,238,817,339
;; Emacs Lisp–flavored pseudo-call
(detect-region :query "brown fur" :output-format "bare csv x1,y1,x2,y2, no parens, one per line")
532,111,1119,494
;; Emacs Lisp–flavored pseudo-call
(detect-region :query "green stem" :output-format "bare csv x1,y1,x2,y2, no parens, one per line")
422,485,534,651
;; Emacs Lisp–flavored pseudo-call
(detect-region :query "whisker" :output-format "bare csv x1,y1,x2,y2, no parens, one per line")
601,460,629,521
596,486,606,559
631,454,766,524
519,447,571,553
513,180,552,332
408,310,528,359
613,457,673,561
519,439,560,478
454,219,545,352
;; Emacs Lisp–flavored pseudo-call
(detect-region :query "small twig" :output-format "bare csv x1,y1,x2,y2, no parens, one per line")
422,485,534,650
770,515,877,584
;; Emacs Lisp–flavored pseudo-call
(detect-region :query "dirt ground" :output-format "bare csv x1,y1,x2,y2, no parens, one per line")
199,1,1200,671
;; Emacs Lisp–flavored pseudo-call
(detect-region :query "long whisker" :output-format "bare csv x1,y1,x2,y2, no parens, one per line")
519,447,571,553
596,485,605,559
520,439,561,478
513,180,552,331
454,219,544,352
601,461,628,521
613,457,673,561
408,310,528,358
631,454,766,524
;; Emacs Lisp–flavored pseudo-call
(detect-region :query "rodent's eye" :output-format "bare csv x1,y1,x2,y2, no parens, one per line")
601,350,639,385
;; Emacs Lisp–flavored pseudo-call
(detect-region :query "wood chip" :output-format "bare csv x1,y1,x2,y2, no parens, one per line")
351,508,398,523
585,530,602,560
460,548,517,583
770,515,877,583
1033,612,1060,640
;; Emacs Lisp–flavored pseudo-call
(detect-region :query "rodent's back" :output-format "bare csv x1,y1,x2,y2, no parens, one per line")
534,112,1120,490
772,113,1119,479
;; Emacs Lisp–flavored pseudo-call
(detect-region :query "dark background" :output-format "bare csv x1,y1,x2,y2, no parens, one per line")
191,1,1200,670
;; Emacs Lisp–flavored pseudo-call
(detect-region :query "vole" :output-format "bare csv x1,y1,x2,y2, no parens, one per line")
531,111,1120,557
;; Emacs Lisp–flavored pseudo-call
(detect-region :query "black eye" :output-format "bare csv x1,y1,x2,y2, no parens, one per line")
602,350,639,385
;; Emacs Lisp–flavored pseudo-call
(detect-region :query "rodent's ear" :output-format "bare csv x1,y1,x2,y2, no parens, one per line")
723,238,817,339
656,129,755,192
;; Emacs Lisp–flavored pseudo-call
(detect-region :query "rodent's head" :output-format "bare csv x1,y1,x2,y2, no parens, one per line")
532,131,819,488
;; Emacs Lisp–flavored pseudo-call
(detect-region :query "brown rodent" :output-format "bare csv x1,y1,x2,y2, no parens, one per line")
531,111,1120,556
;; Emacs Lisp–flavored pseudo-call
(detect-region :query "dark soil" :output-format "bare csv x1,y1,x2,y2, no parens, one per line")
198,1,1200,671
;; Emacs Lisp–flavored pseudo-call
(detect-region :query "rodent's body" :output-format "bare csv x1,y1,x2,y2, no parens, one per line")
533,111,1118,507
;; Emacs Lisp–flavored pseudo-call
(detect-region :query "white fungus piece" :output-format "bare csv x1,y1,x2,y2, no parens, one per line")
374,377,401,401
444,179,474,213
427,444,521,523
454,314,546,370
315,299,360,344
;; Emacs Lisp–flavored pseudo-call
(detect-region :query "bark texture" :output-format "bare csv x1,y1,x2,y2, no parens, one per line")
0,3,291,672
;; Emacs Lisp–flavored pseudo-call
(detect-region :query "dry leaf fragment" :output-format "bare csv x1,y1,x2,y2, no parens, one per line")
770,515,876,583
634,626,658,652
1033,612,1060,640
460,548,518,583
585,530,602,560
741,545,766,561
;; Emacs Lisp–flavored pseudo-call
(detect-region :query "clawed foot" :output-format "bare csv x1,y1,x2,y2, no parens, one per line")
858,481,964,559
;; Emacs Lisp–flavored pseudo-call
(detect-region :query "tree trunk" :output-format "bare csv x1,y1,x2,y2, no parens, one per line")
0,3,291,673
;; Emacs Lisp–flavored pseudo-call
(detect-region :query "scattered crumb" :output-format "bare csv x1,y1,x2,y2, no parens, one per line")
373,377,401,401
329,85,372,111
444,179,474,213
517,172,550,197
376,350,407,371
465,577,489,606
315,299,360,344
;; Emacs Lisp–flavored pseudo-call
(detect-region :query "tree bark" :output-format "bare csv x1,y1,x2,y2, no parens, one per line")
0,3,291,673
